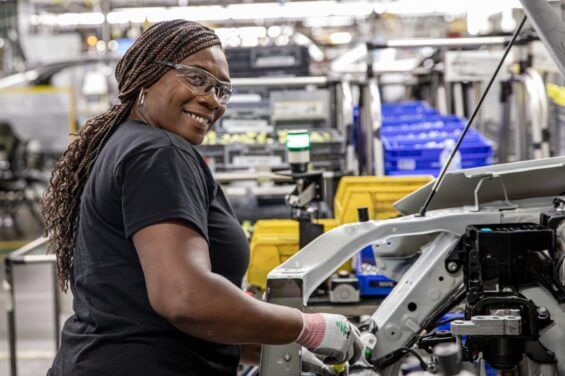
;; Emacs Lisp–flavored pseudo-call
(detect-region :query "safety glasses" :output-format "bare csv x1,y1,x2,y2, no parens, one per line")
155,60,233,105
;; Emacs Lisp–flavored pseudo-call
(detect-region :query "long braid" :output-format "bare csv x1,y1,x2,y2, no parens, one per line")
42,20,222,291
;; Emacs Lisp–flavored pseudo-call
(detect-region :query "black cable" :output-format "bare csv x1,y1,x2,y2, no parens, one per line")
417,15,528,217
400,347,429,371
421,285,467,332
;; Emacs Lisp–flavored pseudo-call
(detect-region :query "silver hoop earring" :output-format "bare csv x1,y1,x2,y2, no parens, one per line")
138,90,146,107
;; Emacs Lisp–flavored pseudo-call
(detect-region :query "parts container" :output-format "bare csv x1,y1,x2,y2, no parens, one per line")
381,101,438,117
380,103,493,177
248,219,346,290
354,246,396,297
333,176,432,223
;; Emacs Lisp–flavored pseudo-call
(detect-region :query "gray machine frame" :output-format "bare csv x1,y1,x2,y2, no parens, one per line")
260,156,565,375
260,2,565,373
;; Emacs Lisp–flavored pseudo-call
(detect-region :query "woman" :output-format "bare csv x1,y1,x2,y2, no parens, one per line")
43,20,362,375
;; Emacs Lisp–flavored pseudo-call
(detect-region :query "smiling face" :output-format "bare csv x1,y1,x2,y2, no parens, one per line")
130,45,230,145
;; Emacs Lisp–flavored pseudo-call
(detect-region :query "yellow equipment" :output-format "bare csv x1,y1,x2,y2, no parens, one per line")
246,176,433,290
247,218,339,290
333,176,432,222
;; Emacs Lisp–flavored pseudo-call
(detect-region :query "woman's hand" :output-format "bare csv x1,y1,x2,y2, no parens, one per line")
295,313,364,365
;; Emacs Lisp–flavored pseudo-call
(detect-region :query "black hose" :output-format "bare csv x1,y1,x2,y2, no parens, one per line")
399,347,429,371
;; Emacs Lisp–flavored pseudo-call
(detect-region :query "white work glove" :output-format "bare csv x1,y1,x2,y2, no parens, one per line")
302,349,338,376
295,312,364,365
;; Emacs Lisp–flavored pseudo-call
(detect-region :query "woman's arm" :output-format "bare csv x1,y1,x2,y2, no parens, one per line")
132,219,303,345
240,344,262,365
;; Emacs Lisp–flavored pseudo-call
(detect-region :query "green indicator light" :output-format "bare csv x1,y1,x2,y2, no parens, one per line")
286,130,310,151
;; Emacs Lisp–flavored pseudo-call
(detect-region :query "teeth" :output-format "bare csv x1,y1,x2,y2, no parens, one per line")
187,112,210,126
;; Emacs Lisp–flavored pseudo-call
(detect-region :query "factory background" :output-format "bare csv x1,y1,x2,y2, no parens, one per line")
0,1,564,375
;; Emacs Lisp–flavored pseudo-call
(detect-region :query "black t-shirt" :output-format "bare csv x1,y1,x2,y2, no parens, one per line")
48,120,250,376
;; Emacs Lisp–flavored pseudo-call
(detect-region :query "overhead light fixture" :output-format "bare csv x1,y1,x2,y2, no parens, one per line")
374,0,523,16
31,0,528,27
308,44,325,62
60,12,105,26
0,71,39,90
107,6,228,24
107,40,119,51
96,40,106,52
33,1,375,27
267,25,282,38
274,35,290,46
215,26,267,48
500,8,517,32
86,34,98,47
331,43,367,71
303,16,354,28
330,31,352,45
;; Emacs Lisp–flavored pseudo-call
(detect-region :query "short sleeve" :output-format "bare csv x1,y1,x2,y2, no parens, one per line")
116,146,210,241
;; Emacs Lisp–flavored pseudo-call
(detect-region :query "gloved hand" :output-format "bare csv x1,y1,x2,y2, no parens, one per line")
302,348,338,376
295,312,364,365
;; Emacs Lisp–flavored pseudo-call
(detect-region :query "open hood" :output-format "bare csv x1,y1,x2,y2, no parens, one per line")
394,156,565,215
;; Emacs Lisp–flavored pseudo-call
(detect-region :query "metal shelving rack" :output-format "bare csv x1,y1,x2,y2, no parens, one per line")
0,0,18,41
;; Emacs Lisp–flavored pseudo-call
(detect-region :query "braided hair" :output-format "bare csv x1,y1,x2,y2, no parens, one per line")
42,20,222,291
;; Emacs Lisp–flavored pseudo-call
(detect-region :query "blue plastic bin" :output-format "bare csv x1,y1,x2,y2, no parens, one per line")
381,101,436,116
366,101,494,178
355,246,396,297
382,121,493,176
381,116,465,136
385,153,493,172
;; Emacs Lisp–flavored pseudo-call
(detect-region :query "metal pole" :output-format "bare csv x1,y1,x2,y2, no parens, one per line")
436,74,449,115
453,82,465,118
101,0,111,57
336,81,356,173
472,82,483,133
498,80,513,163
368,78,384,176
514,80,530,161
360,79,383,175
368,36,512,50
4,257,17,376
52,262,61,350
359,45,374,175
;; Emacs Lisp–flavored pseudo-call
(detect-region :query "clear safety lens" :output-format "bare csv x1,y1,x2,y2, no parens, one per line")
175,65,233,105
155,60,233,105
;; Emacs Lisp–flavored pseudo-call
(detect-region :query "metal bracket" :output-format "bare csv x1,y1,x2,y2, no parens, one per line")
259,279,303,376
451,314,522,336
286,182,317,208
464,175,517,212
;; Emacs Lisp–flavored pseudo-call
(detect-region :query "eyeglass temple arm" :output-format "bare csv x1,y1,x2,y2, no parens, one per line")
155,60,177,69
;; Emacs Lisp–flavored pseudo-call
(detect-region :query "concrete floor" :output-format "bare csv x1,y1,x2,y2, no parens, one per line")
0,257,74,376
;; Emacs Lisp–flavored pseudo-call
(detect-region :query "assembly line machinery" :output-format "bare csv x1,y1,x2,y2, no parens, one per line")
260,1,565,375
261,158,565,376
5,1,565,376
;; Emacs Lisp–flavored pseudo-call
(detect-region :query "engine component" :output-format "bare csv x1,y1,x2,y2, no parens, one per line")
329,274,360,303
434,343,461,376
451,313,522,336
540,196,565,291
448,223,562,371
